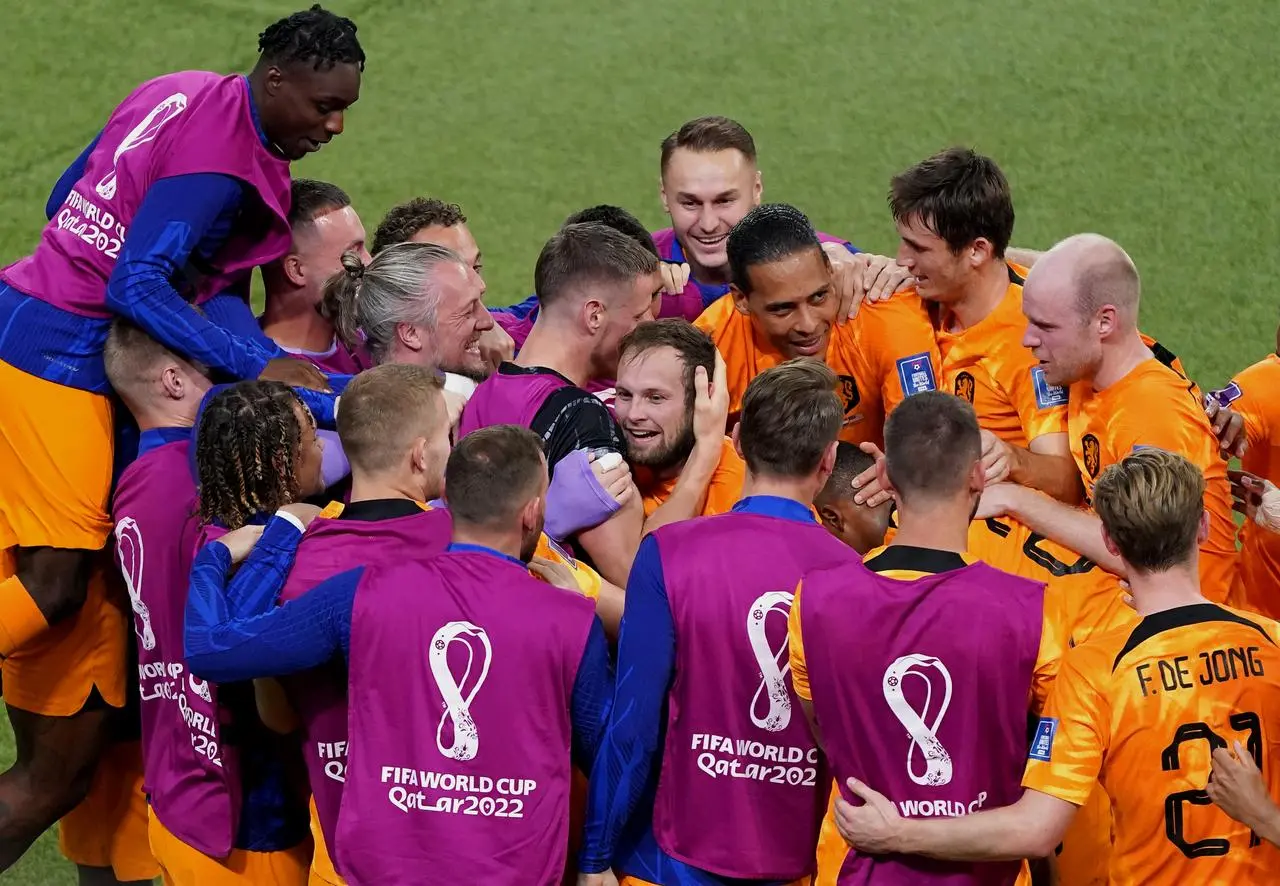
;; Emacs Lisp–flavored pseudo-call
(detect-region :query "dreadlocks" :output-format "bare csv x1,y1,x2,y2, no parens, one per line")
196,381,311,530
257,5,366,72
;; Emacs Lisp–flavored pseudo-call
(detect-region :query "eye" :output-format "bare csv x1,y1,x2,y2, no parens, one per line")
680,199,698,209
316,103,332,115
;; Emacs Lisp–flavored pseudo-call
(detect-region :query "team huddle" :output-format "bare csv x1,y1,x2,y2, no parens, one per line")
1,5,1279,886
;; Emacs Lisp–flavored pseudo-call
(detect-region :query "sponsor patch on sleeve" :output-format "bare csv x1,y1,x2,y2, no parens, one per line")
1206,382,1242,409
1031,366,1069,409
896,352,937,397
1028,717,1058,762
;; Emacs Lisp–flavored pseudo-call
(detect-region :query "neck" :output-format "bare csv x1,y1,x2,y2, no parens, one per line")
1092,330,1152,391
450,523,525,561
135,407,196,434
516,317,594,386
261,290,336,353
682,245,729,286
348,472,427,505
890,497,974,554
1126,561,1207,616
946,262,1011,331
652,456,689,483
740,471,818,509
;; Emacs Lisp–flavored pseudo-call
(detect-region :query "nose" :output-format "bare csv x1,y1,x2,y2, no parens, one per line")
697,205,717,234
357,245,372,264
896,242,915,270
325,111,345,136
794,305,821,336
1021,323,1039,349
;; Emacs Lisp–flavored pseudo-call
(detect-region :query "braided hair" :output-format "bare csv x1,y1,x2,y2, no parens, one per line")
257,5,366,72
196,381,311,530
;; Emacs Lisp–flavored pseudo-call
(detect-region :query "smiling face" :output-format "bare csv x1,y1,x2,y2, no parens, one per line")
259,61,362,161
734,246,837,361
661,148,761,276
615,344,696,473
429,262,494,381
895,214,972,304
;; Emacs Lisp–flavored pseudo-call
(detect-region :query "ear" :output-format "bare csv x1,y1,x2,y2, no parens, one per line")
264,64,285,96
1197,508,1210,545
659,177,670,215
397,322,423,353
817,440,838,485
520,494,542,534
1096,304,1118,338
969,458,988,495
410,437,428,473
730,284,751,316
731,422,743,459
282,253,307,289
969,237,995,268
817,503,844,533
1100,523,1122,559
583,297,606,334
752,168,763,205
160,364,184,400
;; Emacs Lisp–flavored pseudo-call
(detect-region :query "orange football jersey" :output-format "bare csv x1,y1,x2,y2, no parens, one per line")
1069,358,1237,603
694,292,940,447
1024,604,1280,885
1211,354,1280,619
638,438,745,518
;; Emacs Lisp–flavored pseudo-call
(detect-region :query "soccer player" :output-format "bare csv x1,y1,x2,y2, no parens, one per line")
614,319,743,530
190,426,614,884
793,392,1055,885
834,448,1280,885
814,442,893,555
579,360,857,886
698,203,941,448
0,6,360,868
1207,323,1280,617
458,223,656,585
261,179,373,374
368,197,514,372
976,234,1238,603
887,147,1080,502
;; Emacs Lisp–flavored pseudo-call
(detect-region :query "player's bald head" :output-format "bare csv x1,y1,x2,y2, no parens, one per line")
1031,233,1141,326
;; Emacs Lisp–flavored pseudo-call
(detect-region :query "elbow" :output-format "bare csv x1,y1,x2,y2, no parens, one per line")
1024,831,1060,860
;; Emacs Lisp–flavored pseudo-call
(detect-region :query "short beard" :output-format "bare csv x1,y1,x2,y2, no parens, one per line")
628,414,697,474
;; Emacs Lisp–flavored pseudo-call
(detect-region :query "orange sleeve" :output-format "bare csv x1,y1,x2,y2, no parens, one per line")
853,296,941,416
696,297,762,417
704,441,746,515
533,534,602,600
1217,358,1278,452
1022,647,1109,806
1030,587,1067,715
1008,362,1069,445
787,581,810,702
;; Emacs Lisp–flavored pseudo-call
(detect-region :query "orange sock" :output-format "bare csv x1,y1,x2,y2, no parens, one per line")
0,574,49,656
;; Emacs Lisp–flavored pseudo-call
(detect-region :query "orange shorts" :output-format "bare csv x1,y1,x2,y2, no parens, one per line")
148,807,311,886
1054,782,1111,886
59,740,159,881
307,796,344,886
0,357,114,552
1,555,127,715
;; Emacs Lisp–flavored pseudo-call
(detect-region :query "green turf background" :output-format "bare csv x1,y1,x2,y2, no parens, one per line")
1,0,1276,881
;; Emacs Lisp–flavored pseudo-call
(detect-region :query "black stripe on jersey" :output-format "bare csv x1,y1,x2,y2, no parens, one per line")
340,499,424,521
1111,603,1276,673
866,545,968,576
1007,264,1025,286
1149,340,1181,374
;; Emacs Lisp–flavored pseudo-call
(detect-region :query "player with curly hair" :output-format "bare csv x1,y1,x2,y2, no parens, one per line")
0,6,362,877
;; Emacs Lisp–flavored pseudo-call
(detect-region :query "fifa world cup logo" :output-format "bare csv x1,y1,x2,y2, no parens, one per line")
748,591,795,732
430,621,492,761
114,518,156,651
883,654,953,786
95,93,189,201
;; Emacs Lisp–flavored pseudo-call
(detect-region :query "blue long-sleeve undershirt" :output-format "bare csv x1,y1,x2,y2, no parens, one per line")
185,528,613,772
47,131,102,220
579,496,815,885
105,172,282,380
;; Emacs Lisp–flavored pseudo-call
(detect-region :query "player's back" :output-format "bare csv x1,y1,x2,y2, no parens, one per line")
1030,604,1280,885
797,546,1045,885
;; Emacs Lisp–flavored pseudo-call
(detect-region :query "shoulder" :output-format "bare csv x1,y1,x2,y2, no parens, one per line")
693,293,742,336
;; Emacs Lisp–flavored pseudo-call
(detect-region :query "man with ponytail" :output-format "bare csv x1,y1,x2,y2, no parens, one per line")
0,6,362,872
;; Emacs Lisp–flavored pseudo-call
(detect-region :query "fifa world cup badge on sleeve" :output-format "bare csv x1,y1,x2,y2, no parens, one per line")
1031,366,1069,409
896,352,938,397
1206,382,1242,409
1028,717,1058,762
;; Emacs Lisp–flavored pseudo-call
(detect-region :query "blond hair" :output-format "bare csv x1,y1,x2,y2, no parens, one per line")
336,363,444,476
1093,448,1205,573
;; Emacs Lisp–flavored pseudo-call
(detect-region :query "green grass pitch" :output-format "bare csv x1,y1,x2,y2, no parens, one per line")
1,0,1276,881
